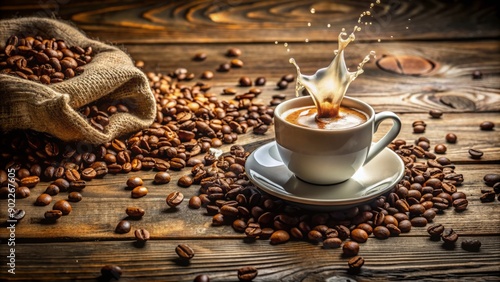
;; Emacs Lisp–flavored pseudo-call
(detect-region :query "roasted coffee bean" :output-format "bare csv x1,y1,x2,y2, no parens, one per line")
483,174,500,187
373,226,390,239
80,167,96,180
131,186,148,198
479,121,494,131
480,191,495,202
135,228,150,243
44,209,62,221
226,48,242,57
167,191,184,207
429,109,443,118
35,193,52,206
178,174,194,187
126,206,145,218
468,148,483,159
323,237,342,249
410,216,428,227
230,59,244,68
176,243,195,260
461,239,481,252
101,265,122,280
441,228,458,244
217,63,231,72
67,191,83,202
188,196,202,209
472,70,482,79
342,241,360,256
307,230,323,242
193,52,207,61
452,198,468,211
115,220,131,234
270,230,290,244
255,77,266,86
20,175,40,188
445,133,457,143
11,209,25,221
399,220,412,233
276,79,288,90
236,267,259,282
15,186,30,198
44,184,60,196
434,144,447,154
53,199,72,215
239,76,252,87
350,228,368,243
194,274,210,282
348,256,365,272
427,223,445,238
69,180,86,191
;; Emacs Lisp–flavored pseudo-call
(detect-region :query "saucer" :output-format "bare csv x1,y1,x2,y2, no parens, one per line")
245,141,404,211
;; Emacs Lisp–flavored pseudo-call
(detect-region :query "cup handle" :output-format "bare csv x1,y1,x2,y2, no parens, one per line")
364,111,401,165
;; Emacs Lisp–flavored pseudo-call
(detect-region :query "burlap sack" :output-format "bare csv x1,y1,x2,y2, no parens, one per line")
0,17,156,144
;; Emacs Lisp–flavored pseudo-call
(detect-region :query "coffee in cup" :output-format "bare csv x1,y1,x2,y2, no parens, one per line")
274,96,401,185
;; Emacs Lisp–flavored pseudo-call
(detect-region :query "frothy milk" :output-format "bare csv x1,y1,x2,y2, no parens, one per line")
289,3,378,120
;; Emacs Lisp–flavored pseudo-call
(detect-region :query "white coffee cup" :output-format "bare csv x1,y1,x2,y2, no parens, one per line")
274,96,401,185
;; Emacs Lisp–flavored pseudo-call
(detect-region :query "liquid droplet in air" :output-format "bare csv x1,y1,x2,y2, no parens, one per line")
310,8,316,14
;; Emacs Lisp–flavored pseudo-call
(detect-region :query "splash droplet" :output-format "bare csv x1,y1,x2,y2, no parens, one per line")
284,43,288,47
377,39,381,42
310,8,316,14
275,41,279,44
305,39,309,43
307,22,312,27
327,23,331,28
406,26,409,29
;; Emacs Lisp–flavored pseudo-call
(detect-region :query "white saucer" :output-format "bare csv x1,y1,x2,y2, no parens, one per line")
245,141,405,211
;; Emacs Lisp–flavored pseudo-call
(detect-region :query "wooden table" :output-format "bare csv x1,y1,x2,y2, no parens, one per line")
1,0,499,281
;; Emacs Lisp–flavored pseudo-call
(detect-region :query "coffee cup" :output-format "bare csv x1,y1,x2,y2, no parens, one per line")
274,96,401,185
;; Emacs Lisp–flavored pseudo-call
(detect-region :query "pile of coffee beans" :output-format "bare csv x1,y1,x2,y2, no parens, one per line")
0,35,92,84
78,101,130,132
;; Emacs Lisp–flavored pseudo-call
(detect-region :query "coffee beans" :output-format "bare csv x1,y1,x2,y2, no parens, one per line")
154,172,171,184
429,109,443,118
348,256,365,272
35,193,52,206
126,177,143,188
342,241,360,256
44,210,63,221
1,35,92,84
134,229,150,243
468,148,483,159
434,144,447,154
270,230,290,244
445,133,457,143
479,121,494,130
167,191,184,207
115,220,131,234
461,239,481,252
126,206,146,218
101,265,122,280
175,243,195,260
53,200,72,215
131,186,148,198
237,266,258,281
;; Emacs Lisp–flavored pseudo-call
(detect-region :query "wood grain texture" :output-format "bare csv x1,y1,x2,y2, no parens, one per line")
1,237,499,281
1,0,499,43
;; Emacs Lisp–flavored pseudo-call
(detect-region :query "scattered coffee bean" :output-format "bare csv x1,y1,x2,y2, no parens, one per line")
441,228,459,244
255,77,266,86
348,256,365,272
342,241,360,256
15,186,30,198
189,196,202,209
193,52,207,61
468,148,483,159
239,76,252,87
276,80,288,90
461,239,481,252
53,200,72,215
217,63,231,72
429,109,443,118
194,274,210,282
126,177,143,188
434,144,447,154
480,191,495,202
237,266,258,282
35,193,52,206
479,121,494,131
44,210,63,221
226,48,242,57
472,70,482,79
176,243,195,260
131,186,148,198
101,265,122,280
201,70,214,80
11,209,26,221
230,59,244,68
484,174,500,186
68,191,83,202
115,220,131,234
373,226,390,239
323,237,342,249
126,206,145,218
413,125,426,133
445,133,457,143
427,224,445,238
270,230,290,244
350,228,368,243
134,229,150,243
167,191,184,207
281,74,295,82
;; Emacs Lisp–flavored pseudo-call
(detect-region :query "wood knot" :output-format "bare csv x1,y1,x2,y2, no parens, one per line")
376,55,436,76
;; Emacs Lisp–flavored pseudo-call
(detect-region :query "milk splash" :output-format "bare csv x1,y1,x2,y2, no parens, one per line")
289,3,378,120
